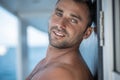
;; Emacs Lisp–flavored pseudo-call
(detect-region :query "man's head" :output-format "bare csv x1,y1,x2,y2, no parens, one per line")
56,0,94,27
48,0,94,49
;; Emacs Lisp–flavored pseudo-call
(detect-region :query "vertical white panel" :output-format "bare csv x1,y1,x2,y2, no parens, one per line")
102,0,114,80
114,0,120,73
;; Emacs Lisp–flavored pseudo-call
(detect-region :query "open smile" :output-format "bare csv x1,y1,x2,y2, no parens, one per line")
53,30,65,38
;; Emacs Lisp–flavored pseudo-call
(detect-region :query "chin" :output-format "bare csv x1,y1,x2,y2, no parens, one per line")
50,41,72,49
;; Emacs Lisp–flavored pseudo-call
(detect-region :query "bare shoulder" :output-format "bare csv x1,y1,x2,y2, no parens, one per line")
38,64,75,80
35,63,93,80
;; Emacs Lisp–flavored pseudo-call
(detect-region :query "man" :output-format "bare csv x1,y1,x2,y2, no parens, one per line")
27,0,94,80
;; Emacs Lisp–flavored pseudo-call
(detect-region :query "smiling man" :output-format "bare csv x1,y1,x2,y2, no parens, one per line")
26,0,94,80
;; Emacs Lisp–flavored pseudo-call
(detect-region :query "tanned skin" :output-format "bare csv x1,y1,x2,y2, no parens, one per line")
26,0,94,80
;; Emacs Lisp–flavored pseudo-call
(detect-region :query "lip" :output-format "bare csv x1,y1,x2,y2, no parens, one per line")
53,30,65,38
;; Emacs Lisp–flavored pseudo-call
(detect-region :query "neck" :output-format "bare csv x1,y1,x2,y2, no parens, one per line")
45,44,80,63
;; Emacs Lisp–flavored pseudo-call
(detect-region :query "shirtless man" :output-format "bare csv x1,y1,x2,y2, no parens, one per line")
26,0,94,80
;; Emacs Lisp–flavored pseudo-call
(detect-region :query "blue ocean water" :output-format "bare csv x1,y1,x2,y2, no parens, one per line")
0,47,47,80
28,47,47,72
0,48,17,80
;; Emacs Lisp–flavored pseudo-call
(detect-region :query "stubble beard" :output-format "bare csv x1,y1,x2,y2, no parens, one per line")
48,27,74,49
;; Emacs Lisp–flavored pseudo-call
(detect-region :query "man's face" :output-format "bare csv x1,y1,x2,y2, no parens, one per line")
48,0,91,49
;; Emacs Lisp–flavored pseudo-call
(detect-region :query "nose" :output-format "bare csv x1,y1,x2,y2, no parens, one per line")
56,18,67,30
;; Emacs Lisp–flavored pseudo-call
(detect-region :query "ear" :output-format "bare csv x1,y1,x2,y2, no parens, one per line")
83,27,93,39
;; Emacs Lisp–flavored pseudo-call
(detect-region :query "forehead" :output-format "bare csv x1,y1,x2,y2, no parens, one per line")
56,0,89,17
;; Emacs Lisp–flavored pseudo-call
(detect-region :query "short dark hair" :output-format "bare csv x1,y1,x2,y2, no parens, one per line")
56,0,96,27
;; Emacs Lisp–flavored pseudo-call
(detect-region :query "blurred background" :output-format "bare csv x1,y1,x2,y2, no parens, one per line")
1,0,120,80
0,0,117,80
0,0,57,80
0,0,98,80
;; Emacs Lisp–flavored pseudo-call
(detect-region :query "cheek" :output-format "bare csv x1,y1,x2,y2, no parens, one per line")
49,17,56,28
48,19,54,30
68,29,78,40
49,18,53,26
70,28,84,40
69,27,80,35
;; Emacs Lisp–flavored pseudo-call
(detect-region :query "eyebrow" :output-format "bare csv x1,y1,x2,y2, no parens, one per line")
55,7,63,13
55,7,82,21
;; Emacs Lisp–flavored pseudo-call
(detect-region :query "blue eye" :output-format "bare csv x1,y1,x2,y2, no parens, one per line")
55,12,63,17
71,18,78,24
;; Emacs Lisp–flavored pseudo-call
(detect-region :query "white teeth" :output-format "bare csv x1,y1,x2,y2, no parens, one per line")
54,31,64,37
56,32,64,36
